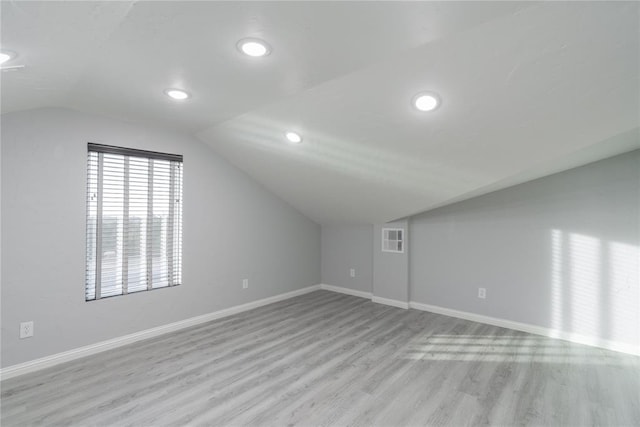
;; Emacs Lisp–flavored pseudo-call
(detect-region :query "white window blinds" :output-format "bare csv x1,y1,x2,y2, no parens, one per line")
85,144,183,301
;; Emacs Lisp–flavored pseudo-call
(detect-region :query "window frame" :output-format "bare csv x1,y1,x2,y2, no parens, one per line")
85,143,183,301
381,228,405,253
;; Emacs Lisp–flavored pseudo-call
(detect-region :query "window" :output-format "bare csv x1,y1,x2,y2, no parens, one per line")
382,228,404,253
85,143,183,300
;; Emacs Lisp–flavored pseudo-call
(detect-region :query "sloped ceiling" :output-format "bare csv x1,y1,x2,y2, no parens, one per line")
2,1,639,224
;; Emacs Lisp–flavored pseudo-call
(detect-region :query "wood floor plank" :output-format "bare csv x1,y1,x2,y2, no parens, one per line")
2,290,639,426
43,294,369,425
0,291,344,408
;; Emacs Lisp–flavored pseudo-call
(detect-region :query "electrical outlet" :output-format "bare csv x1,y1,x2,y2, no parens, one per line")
349,268,356,278
478,288,486,299
242,279,249,289
20,321,34,339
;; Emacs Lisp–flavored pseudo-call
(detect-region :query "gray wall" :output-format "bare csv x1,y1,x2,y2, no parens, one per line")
321,221,411,304
373,220,409,303
321,225,372,293
1,107,321,368
410,151,640,348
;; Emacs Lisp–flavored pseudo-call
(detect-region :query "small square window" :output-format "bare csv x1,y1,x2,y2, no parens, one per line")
382,228,405,253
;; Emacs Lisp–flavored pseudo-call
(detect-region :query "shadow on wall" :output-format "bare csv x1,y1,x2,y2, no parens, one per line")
550,229,639,346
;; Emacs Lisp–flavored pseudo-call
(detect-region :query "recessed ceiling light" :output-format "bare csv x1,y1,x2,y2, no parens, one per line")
164,89,190,100
412,93,440,112
0,51,15,65
285,131,302,144
237,38,271,57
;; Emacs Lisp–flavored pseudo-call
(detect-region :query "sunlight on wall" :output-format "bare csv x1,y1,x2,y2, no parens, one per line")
550,229,639,347
609,241,640,343
551,229,563,331
569,233,601,337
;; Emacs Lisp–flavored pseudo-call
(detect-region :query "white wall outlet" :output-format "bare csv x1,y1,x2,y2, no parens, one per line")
20,321,34,339
349,268,356,278
242,279,249,289
478,288,486,299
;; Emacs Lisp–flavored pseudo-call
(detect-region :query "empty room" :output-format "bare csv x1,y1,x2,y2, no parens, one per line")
1,1,639,426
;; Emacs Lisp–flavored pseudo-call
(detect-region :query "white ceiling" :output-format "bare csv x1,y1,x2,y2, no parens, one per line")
2,1,639,224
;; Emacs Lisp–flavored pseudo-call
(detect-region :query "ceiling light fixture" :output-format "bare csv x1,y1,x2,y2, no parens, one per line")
285,131,302,144
237,38,271,57
164,89,190,100
412,92,440,112
0,51,15,65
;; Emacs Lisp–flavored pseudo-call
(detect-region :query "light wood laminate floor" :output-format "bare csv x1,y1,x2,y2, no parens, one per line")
2,290,639,426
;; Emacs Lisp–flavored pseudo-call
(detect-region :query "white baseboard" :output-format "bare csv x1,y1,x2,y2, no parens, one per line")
317,285,637,355
372,296,409,309
4,285,636,381
409,301,640,356
318,284,408,309
319,284,372,299
0,284,322,381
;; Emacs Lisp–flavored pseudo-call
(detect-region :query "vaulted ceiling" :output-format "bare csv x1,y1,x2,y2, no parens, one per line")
2,1,638,224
